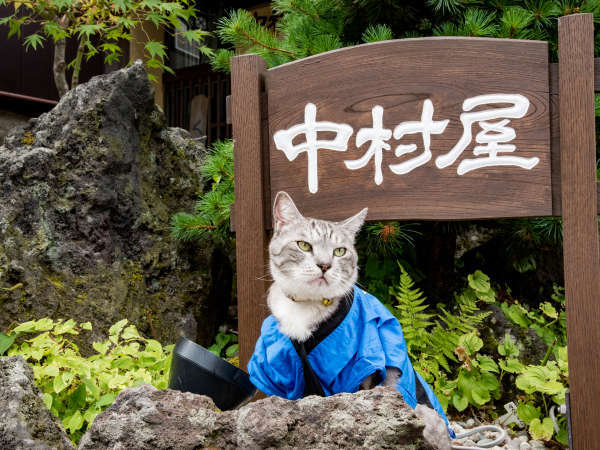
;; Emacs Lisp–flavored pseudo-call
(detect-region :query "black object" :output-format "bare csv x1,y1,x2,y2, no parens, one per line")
168,337,256,410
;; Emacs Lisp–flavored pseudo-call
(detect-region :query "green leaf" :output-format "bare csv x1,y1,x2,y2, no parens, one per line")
540,302,558,319
144,41,167,60
502,303,530,328
516,365,564,395
478,371,499,391
53,374,67,393
467,270,491,292
66,410,84,433
24,33,44,51
109,319,128,342
529,417,554,441
42,393,53,410
475,355,498,373
96,393,116,407
499,358,524,374
225,343,239,358
0,332,16,355
93,341,111,355
41,363,60,377
457,332,483,355
452,392,468,411
82,377,100,399
111,356,134,370
80,322,92,330
556,427,569,445
54,319,78,335
13,320,37,333
145,339,163,353
517,402,541,425
471,385,491,405
70,384,87,410
120,325,140,340
498,333,519,357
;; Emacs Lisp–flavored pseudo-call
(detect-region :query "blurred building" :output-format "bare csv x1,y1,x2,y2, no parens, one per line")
0,1,275,145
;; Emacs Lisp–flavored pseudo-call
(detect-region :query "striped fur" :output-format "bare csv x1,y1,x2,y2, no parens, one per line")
267,192,367,342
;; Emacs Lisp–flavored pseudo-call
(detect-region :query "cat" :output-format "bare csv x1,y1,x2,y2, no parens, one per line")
248,191,453,449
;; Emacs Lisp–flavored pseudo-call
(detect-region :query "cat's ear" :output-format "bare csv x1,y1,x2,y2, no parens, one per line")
273,191,303,232
339,207,368,236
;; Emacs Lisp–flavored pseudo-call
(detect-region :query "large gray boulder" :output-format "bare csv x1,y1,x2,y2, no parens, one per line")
0,356,74,450
79,384,438,449
0,62,227,350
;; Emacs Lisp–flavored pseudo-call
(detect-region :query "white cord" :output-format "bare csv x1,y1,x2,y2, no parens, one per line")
451,424,507,450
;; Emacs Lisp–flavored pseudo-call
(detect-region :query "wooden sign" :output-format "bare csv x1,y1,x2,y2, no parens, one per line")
267,38,551,221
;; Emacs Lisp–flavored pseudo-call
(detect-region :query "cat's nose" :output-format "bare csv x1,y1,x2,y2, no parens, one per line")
318,264,330,273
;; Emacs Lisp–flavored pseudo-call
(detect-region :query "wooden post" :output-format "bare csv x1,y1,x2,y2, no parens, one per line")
230,54,269,371
558,13,600,448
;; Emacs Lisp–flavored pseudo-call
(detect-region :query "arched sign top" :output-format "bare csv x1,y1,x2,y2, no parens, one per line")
265,37,551,221
267,36,548,73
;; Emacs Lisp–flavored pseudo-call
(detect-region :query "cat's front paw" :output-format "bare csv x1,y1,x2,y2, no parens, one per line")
414,404,451,450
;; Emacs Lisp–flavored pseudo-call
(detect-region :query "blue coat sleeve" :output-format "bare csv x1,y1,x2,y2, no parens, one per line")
247,316,305,400
371,300,453,434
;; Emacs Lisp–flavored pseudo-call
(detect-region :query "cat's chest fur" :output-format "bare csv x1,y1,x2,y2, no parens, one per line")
267,283,339,342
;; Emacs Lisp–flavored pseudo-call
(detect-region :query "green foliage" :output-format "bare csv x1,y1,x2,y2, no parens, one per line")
3,318,173,444
362,24,394,42
208,332,239,359
171,139,235,248
0,0,209,93
389,269,569,444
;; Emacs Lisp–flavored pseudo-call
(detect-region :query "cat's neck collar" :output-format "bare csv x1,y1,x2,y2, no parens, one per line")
290,296,334,307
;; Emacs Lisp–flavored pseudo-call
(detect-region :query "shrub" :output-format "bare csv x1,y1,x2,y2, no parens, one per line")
1,318,173,444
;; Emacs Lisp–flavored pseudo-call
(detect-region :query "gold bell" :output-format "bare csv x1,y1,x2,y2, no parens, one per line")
322,298,332,306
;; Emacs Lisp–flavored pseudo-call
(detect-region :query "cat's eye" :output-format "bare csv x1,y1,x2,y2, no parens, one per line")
333,247,346,257
297,241,312,252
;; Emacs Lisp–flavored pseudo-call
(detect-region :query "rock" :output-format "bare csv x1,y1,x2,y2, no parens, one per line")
507,438,522,450
479,304,548,366
529,440,546,449
0,62,230,351
0,356,74,450
79,385,441,449
519,442,532,450
0,109,30,145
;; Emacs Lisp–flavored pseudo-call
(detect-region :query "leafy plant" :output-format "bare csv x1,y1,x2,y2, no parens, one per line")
388,268,569,445
171,139,234,249
208,331,238,359
0,0,210,96
3,318,173,444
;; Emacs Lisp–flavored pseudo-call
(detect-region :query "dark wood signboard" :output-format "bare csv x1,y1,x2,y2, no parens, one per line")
230,13,599,449
267,38,551,220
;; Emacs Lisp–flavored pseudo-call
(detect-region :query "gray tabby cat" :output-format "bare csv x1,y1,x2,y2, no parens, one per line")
266,191,451,449
268,191,397,389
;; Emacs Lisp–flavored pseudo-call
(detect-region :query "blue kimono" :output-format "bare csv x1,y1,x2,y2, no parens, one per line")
248,286,454,437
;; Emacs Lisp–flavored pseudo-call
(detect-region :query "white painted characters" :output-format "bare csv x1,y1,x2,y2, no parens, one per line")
435,94,539,175
343,105,392,185
273,103,353,194
273,95,539,193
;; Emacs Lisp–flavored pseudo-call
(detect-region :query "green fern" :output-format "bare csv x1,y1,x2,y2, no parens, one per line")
390,265,435,356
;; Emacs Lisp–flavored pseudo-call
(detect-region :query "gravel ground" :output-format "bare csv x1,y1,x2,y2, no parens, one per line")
450,420,554,450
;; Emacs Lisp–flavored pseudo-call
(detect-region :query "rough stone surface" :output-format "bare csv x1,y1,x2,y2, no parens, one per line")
79,385,438,450
0,62,228,350
0,356,74,450
0,110,30,145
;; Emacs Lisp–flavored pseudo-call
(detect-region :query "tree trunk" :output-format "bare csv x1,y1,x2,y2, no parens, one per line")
53,38,69,97
71,38,86,89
